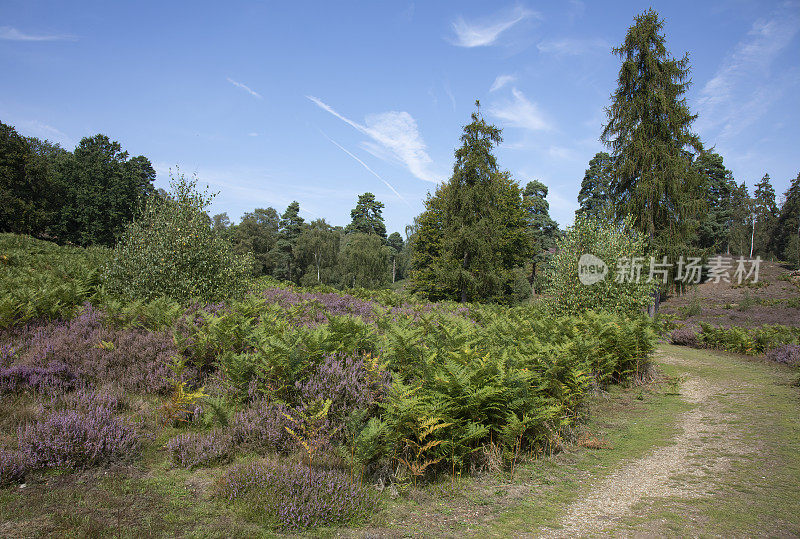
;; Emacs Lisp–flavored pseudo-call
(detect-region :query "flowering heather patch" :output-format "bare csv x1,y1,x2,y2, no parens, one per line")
16,306,189,395
165,429,232,468
296,354,390,431
766,344,800,366
218,458,376,530
69,386,123,413
670,326,700,347
230,399,292,453
262,288,379,323
0,362,78,395
18,407,139,469
0,449,26,485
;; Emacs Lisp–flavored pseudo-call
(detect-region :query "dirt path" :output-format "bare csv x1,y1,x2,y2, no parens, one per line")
540,350,754,537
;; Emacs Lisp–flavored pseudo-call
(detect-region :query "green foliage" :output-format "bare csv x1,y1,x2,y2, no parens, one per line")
692,152,739,254
411,102,531,303
773,172,800,268
53,134,157,246
602,8,703,272
523,180,559,291
576,152,614,221
103,170,252,303
698,323,800,355
338,233,390,289
0,233,109,327
345,192,387,239
543,215,656,316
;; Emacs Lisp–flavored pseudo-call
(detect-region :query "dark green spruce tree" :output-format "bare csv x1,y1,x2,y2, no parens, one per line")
602,8,704,306
773,172,800,268
752,173,779,258
692,151,736,254
411,102,530,303
576,152,614,220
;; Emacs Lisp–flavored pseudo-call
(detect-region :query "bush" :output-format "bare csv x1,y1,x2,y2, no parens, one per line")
543,215,656,316
765,344,800,366
18,407,139,469
229,399,293,453
166,429,233,468
670,326,699,347
0,449,26,486
218,458,376,530
104,171,252,303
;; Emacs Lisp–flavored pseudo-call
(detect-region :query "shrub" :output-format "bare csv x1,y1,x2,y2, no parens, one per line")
543,215,656,316
18,408,139,469
0,449,26,486
218,458,376,530
229,399,293,453
766,344,800,366
670,326,699,347
165,429,233,468
104,171,252,303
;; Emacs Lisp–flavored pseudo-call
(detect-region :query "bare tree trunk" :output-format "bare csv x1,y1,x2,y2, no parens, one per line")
750,217,756,258
392,257,396,284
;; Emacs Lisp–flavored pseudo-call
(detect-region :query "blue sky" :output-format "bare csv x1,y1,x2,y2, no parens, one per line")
2,1,798,234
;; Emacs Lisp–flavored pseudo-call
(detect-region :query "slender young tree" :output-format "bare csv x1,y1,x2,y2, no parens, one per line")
602,8,704,308
752,173,779,258
523,180,559,288
271,201,304,283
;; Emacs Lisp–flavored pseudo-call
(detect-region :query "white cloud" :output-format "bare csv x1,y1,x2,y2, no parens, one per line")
537,37,608,56
11,120,73,147
307,95,442,183
449,5,535,47
696,6,800,139
226,77,262,99
0,26,76,41
490,74,516,92
247,132,259,137
318,130,409,205
489,88,550,131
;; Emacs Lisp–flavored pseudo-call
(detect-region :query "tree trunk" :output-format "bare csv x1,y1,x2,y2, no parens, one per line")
392,257,396,284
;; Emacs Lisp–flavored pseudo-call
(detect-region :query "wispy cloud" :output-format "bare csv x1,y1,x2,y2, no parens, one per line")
11,120,74,147
307,95,441,183
696,5,800,139
318,130,409,205
443,81,457,111
449,5,535,47
490,74,516,92
489,88,550,131
226,77,262,99
0,26,76,41
537,37,608,56
247,132,259,137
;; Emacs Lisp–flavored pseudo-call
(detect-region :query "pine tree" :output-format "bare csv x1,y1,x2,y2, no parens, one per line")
410,102,530,303
752,173,779,258
728,181,755,256
345,192,387,239
271,201,304,283
576,152,614,220
773,172,800,268
601,8,704,292
522,180,559,288
692,152,736,253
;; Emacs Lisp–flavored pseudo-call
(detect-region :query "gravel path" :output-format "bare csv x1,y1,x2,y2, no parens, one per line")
540,353,749,538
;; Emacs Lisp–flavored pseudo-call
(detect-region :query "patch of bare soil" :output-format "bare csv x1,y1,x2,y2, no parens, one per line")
540,354,750,538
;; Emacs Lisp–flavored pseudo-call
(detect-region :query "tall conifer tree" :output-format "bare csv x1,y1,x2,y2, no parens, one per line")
602,8,703,293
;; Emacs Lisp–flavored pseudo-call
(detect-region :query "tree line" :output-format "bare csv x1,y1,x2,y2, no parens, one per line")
2,8,798,305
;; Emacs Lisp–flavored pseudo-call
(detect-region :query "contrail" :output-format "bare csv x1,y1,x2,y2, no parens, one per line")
317,129,410,206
